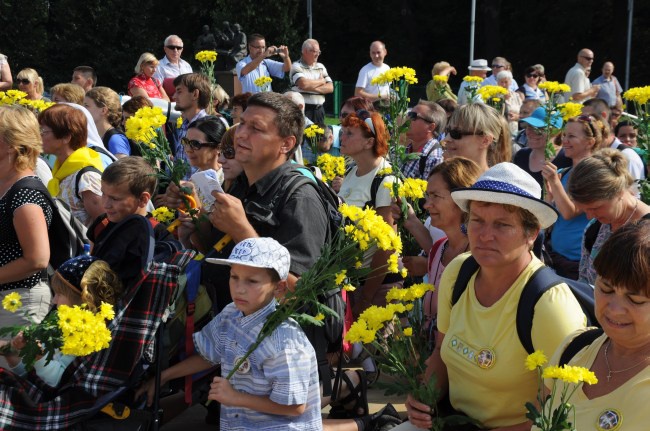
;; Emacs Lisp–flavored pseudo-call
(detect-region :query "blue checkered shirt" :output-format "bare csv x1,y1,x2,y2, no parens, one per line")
400,138,443,179
194,300,322,430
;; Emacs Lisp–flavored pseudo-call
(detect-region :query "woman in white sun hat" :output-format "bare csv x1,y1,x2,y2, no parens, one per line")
398,162,587,431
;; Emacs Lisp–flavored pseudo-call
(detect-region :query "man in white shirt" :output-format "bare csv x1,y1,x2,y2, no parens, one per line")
290,39,333,124
153,35,193,82
354,41,390,102
564,48,600,102
236,33,291,94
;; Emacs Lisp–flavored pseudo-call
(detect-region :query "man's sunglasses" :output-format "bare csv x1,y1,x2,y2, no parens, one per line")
181,137,219,151
407,111,433,123
166,45,184,51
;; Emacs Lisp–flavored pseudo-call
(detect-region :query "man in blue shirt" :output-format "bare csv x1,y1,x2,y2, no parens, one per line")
236,34,292,94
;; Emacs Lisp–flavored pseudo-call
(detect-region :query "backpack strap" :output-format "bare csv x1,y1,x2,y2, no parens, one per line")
418,142,436,178
451,255,480,305
616,142,632,151
102,128,123,148
558,328,604,366
583,220,603,256
75,166,103,200
88,144,117,163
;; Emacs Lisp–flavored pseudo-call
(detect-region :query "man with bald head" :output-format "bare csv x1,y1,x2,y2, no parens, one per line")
592,61,623,107
354,41,390,102
563,48,600,102
290,38,333,123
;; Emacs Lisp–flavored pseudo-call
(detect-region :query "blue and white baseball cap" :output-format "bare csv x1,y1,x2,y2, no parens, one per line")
206,237,291,280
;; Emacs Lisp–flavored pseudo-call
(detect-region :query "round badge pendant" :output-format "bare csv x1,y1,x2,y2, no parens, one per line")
476,348,495,369
235,356,251,374
596,409,622,431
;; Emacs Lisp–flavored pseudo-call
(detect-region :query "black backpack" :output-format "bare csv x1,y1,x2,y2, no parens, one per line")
451,255,599,354
558,328,604,366
278,167,345,349
102,128,142,157
8,177,89,271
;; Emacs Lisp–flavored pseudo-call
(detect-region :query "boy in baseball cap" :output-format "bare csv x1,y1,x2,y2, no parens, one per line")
137,237,322,429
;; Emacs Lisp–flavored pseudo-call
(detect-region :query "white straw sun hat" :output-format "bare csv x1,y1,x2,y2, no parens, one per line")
451,162,558,229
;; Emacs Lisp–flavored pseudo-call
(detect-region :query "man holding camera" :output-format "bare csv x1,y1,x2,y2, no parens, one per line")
236,33,291,94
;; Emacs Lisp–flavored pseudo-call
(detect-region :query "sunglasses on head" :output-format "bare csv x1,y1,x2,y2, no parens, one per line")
407,111,433,123
166,45,184,51
446,128,482,140
575,115,597,136
181,137,219,151
355,109,376,135
221,145,235,159
16,79,31,85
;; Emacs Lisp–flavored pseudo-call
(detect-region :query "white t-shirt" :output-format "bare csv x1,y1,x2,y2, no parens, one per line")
355,62,390,98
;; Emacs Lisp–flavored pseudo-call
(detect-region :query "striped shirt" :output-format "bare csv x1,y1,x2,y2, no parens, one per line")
194,300,322,430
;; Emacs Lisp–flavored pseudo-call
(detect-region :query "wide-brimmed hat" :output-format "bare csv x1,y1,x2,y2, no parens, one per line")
468,59,491,71
206,237,290,280
451,163,558,229
520,107,563,129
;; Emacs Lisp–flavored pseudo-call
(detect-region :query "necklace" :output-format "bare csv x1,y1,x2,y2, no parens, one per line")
604,339,650,382
621,199,639,226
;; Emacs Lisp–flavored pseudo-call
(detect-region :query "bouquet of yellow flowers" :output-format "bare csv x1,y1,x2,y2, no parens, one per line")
304,124,325,161
623,86,650,203
462,75,485,103
316,153,345,183
524,350,598,431
477,85,508,113
0,293,113,370
345,284,478,431
0,89,54,114
534,81,573,161
225,204,403,380
253,76,273,92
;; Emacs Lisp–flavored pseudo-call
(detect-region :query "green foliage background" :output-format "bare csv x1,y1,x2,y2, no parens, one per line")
1,0,648,104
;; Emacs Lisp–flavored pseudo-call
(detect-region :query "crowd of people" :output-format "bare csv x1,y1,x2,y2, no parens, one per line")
0,35,649,431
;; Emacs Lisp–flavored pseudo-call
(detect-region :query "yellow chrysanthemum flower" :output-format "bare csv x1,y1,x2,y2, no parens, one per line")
403,327,413,336
151,206,176,224
623,86,650,105
462,76,485,84
557,102,583,121
2,292,22,313
176,116,183,129
525,350,548,371
538,81,571,94
477,85,508,102
99,302,115,321
253,76,273,87
433,75,448,83
316,154,346,181
195,50,218,63
304,124,325,139
334,270,347,286
314,313,325,321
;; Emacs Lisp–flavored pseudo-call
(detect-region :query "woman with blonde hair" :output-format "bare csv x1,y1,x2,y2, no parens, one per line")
16,68,48,101
567,148,650,284
85,87,132,157
0,105,53,368
127,53,170,101
50,83,85,104
442,103,511,172
542,114,604,279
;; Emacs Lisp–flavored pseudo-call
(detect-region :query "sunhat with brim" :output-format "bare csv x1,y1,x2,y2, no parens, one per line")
520,107,563,129
468,59,491,71
451,162,558,229
206,237,290,280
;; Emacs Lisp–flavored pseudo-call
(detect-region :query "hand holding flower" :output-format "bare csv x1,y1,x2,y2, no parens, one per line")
208,376,240,405
405,393,434,429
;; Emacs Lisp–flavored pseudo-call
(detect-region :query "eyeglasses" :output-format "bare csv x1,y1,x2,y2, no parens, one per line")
309,49,322,55
17,79,31,85
407,111,433,123
491,64,505,69
580,55,594,61
39,128,53,136
526,73,539,78
222,145,235,159
446,128,482,140
166,45,184,51
525,125,544,136
181,137,219,151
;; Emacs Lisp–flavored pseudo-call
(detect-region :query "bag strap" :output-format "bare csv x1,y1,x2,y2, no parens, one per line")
451,255,480,305
88,144,117,162
102,128,124,148
515,266,566,354
418,143,436,178
559,328,604,366
74,166,103,200
583,220,603,256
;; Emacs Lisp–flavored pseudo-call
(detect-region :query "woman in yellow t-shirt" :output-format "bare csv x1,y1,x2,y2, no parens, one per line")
397,163,586,431
544,219,650,431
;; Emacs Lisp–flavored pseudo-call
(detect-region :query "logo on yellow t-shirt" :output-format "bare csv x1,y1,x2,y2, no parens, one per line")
597,409,622,430
448,336,495,369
